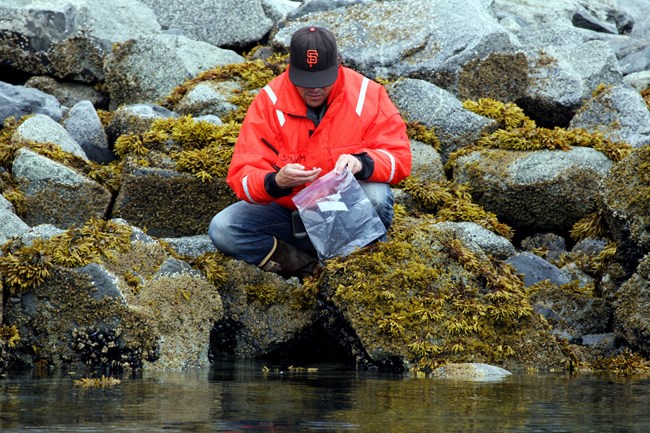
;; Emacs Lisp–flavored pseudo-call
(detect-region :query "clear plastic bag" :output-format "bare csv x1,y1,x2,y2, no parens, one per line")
292,168,387,260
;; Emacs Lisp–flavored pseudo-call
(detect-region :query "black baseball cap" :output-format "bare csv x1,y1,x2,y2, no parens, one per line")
289,26,339,88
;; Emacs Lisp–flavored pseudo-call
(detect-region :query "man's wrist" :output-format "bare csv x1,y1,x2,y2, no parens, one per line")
265,172,293,197
353,153,374,180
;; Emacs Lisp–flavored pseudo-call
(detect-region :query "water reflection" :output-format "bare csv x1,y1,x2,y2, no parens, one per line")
1,361,650,432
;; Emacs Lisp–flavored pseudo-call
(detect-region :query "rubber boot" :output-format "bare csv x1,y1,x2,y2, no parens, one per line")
259,238,320,281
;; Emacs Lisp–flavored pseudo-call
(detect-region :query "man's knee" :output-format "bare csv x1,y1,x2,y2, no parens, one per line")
208,213,225,248
359,181,387,202
208,207,238,253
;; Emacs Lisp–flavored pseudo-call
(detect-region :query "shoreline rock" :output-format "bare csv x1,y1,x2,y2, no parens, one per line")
1,0,649,376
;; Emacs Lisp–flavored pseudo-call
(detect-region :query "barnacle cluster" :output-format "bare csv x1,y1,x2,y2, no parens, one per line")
458,98,633,162
71,326,143,371
0,218,132,294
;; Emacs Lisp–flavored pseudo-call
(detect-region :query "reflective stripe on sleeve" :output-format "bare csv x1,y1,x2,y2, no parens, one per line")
376,149,396,183
355,77,370,116
242,175,258,204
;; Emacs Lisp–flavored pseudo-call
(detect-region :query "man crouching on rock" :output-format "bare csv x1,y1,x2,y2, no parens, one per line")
209,26,412,280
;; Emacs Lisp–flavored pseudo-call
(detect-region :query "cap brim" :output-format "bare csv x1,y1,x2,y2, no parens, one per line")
289,64,339,88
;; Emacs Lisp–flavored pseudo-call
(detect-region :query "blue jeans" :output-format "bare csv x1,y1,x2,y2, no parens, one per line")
208,182,394,265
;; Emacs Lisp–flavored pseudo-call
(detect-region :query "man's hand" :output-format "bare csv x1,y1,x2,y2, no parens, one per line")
275,163,321,188
335,154,362,175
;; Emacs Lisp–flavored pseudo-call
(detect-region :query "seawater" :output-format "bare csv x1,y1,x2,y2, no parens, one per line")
1,360,649,432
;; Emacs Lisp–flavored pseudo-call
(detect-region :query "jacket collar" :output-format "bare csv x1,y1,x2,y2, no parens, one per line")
274,65,345,117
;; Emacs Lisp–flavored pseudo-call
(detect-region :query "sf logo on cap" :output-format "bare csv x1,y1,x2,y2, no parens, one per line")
306,49,318,68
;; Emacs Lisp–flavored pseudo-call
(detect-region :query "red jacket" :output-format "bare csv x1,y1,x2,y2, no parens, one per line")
226,65,412,209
